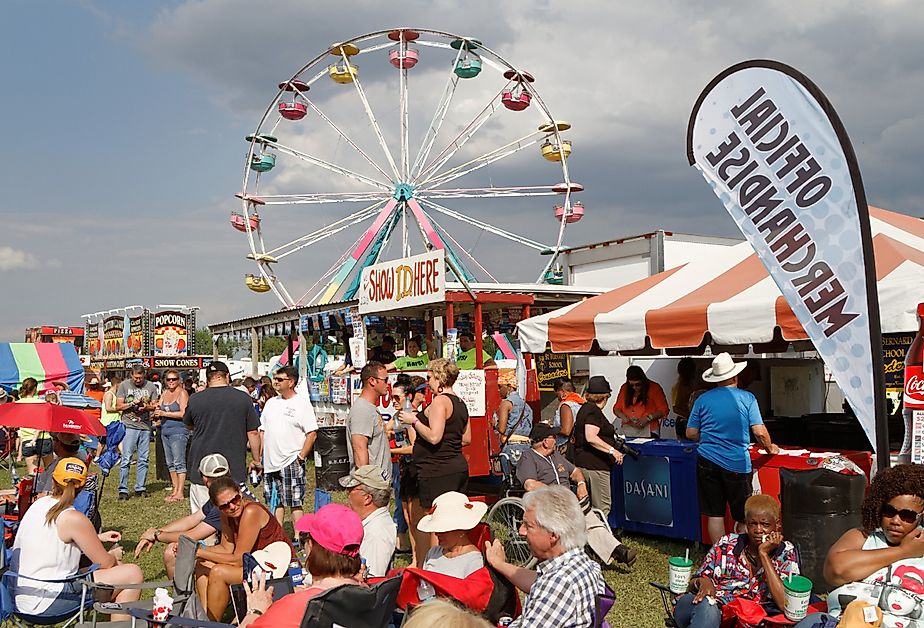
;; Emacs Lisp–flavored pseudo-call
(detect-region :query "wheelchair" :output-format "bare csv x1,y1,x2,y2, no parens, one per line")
485,450,536,569
486,449,626,571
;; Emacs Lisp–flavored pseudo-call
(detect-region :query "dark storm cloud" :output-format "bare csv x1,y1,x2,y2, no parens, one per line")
5,0,924,339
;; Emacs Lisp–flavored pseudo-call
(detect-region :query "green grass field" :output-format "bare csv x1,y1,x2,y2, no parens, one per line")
4,447,706,627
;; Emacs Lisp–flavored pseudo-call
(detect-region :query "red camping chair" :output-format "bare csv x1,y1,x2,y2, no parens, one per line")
394,523,521,623
721,598,828,627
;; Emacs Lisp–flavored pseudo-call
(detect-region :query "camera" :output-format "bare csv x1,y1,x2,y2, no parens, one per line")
613,436,641,460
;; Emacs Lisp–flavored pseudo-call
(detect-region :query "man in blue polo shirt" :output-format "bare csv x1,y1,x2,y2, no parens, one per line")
686,353,779,544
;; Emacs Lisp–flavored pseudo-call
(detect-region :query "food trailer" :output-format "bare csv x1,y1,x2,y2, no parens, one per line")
210,251,599,486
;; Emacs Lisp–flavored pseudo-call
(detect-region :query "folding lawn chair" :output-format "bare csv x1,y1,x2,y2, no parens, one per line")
83,535,205,625
396,523,520,624
594,583,617,628
0,563,103,628
301,575,402,628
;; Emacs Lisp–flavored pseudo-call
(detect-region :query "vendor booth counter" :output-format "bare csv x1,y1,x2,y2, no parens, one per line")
608,440,872,543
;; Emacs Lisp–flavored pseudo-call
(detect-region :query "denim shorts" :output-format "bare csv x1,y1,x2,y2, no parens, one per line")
22,439,52,458
19,579,94,622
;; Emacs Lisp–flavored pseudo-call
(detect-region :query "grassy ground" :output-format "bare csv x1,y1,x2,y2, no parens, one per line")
4,447,706,627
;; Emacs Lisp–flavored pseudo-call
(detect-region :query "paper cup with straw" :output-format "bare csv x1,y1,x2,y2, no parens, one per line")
668,549,694,594
783,574,812,620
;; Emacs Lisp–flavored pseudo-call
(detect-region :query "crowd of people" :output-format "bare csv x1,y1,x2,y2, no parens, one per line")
2,341,919,628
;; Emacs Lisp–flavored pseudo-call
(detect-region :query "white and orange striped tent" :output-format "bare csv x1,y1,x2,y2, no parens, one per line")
518,207,924,354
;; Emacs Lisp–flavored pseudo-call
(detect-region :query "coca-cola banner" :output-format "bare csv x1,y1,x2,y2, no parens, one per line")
688,61,886,455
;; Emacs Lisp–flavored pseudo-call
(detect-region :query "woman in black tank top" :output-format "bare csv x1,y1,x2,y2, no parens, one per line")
399,358,472,512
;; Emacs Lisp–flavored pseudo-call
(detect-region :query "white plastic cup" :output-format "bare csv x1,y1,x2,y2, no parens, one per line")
783,575,812,621
668,556,694,594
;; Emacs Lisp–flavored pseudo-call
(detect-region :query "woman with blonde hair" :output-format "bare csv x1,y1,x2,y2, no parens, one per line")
399,358,471,511
153,369,190,502
11,458,142,621
404,599,492,628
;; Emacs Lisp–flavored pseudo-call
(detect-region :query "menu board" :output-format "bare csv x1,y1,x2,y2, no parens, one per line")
455,370,486,417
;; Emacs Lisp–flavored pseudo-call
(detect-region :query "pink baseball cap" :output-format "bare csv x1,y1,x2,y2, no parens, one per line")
295,504,363,557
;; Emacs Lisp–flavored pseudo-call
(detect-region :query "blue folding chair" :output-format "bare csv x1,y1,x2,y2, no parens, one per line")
0,564,100,627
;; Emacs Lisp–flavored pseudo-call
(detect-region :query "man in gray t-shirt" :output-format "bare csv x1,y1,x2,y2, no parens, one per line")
346,362,392,483
116,365,159,499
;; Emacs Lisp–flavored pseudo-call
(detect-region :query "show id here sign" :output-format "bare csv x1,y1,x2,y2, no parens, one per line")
359,250,445,314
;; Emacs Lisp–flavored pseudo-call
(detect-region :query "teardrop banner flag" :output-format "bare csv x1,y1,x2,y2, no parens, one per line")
687,60,887,464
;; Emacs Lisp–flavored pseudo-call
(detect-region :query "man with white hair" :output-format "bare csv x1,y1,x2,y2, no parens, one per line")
686,352,780,544
486,485,605,627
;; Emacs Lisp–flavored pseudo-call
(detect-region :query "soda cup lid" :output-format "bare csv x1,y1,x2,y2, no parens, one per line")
669,556,693,567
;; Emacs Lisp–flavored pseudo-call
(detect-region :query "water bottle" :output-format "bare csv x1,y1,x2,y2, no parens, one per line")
288,560,304,587
417,579,435,601
250,469,262,487
10,465,18,486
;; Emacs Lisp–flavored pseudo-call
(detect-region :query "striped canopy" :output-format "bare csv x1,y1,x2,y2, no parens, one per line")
0,343,85,393
518,207,924,354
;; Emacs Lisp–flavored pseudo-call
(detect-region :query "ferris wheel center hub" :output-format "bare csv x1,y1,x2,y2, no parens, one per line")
392,183,416,202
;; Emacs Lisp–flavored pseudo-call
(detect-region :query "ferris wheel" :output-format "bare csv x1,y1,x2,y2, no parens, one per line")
233,28,584,308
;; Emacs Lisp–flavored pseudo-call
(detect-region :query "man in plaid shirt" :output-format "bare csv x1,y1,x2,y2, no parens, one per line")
487,485,605,627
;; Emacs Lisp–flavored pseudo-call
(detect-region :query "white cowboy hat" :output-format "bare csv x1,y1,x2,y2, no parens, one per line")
249,541,292,578
417,492,488,533
702,353,747,383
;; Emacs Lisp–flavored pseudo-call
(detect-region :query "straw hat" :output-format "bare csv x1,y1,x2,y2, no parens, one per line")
417,492,488,533
702,352,747,383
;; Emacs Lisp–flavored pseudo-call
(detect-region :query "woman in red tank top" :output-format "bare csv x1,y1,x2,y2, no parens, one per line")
195,477,294,620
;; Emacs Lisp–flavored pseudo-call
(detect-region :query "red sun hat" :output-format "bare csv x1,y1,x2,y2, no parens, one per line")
295,503,363,557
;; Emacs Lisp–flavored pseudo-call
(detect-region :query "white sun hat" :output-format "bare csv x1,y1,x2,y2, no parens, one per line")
702,352,748,383
417,491,488,533
249,541,293,578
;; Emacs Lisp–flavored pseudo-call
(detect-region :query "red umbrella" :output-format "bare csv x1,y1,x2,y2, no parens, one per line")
0,402,106,436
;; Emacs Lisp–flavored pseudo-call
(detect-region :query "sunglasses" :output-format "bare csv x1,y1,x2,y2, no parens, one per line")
391,394,405,401
882,503,923,524
165,378,180,382
273,377,289,382
217,494,242,511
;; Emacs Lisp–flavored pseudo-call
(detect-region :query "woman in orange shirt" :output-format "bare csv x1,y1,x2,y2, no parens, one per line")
612,365,668,438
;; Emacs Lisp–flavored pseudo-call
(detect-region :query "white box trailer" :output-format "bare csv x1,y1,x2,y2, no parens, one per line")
562,230,742,290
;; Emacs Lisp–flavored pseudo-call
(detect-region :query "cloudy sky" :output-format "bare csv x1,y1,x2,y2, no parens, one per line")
2,0,922,341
